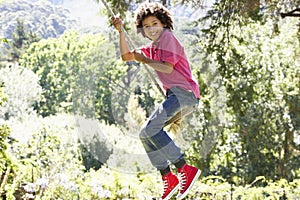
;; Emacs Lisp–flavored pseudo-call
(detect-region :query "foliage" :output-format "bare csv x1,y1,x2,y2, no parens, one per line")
96,0,212,18
4,112,294,200
0,38,8,44
197,2,300,183
0,0,78,40
0,82,7,106
97,0,300,20
2,19,40,62
95,0,144,19
186,176,300,199
19,31,125,123
2,113,158,199
2,110,300,199
0,125,11,172
4,114,84,199
0,82,16,199
0,64,42,120
0,124,14,199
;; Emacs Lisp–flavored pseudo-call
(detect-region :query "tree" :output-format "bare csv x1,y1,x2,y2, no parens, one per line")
198,1,300,183
19,31,127,124
0,64,42,120
0,0,78,40
3,19,40,62
97,0,300,19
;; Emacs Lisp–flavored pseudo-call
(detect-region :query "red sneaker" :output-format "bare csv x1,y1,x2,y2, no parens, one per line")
176,164,201,199
160,172,180,200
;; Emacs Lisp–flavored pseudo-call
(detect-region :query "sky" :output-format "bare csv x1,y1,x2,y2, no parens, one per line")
62,0,106,28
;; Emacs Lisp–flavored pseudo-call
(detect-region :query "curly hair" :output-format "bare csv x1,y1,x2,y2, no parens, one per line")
135,2,174,37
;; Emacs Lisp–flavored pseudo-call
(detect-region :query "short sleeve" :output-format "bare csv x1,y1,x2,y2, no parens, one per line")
140,45,151,57
158,31,184,66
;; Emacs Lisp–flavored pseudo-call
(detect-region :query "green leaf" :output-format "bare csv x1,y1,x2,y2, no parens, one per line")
0,37,8,43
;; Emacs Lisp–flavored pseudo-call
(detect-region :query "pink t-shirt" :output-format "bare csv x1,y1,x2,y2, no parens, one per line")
140,30,200,99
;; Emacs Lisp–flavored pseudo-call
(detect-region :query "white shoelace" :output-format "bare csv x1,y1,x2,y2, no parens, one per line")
178,171,187,191
163,179,169,194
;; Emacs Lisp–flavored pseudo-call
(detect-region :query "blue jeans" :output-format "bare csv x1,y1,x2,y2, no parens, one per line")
139,86,199,170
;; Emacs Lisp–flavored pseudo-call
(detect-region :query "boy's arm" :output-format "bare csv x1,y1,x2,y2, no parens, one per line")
146,59,174,74
119,31,134,61
112,17,134,61
134,51,173,74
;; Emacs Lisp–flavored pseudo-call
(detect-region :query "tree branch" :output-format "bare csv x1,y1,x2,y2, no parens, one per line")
280,8,300,18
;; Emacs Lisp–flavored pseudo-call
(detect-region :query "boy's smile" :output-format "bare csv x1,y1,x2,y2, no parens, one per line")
142,15,165,42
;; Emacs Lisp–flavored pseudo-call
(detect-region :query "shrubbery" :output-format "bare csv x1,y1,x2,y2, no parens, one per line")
1,112,300,199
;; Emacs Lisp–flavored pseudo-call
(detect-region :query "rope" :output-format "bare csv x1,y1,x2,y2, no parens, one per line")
163,106,194,127
99,0,165,97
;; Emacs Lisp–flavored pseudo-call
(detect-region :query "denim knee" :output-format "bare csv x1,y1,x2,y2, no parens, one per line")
139,121,162,140
139,123,152,141
139,125,147,141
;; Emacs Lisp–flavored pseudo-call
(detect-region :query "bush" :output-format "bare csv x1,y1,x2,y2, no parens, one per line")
185,176,300,200
0,64,42,120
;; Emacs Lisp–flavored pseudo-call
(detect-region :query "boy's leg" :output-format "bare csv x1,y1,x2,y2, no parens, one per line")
139,93,182,200
139,87,200,199
139,92,183,168
140,86,199,167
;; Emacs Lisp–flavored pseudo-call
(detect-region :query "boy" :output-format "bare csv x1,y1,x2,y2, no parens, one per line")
112,2,200,199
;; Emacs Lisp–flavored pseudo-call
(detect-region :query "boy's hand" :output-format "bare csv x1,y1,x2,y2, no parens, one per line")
111,17,123,33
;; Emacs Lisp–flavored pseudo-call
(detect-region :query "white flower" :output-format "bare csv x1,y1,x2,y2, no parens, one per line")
92,185,111,198
23,193,35,199
23,183,36,193
36,177,49,189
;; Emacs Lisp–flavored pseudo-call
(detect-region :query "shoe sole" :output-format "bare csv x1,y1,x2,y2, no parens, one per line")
176,169,201,199
162,183,180,200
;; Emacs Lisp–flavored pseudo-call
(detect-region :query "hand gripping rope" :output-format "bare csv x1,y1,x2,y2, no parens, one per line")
99,0,195,128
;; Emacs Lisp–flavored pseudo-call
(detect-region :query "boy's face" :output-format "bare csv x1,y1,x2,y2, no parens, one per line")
142,15,165,42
